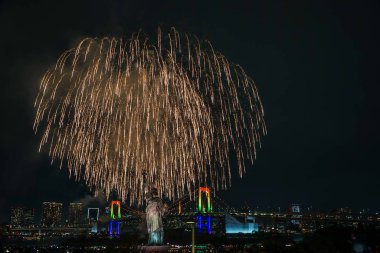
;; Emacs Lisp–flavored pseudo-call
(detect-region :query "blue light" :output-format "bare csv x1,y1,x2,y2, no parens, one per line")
91,222,98,233
108,221,112,235
108,220,121,237
207,216,211,234
196,214,212,234
225,214,258,234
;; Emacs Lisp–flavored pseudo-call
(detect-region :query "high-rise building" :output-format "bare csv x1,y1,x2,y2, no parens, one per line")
87,208,100,222
41,202,62,227
10,207,23,228
68,203,83,227
87,208,100,233
10,207,35,228
291,204,301,213
290,204,302,225
23,208,35,227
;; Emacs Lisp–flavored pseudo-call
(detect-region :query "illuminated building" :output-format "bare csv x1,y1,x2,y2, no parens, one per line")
291,204,301,213
290,204,302,225
41,202,62,227
68,203,83,227
10,207,35,228
87,208,100,233
10,207,23,228
87,208,100,221
225,213,258,234
23,208,35,227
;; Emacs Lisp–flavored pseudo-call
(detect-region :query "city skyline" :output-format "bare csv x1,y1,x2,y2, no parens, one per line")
8,199,379,225
6,196,379,226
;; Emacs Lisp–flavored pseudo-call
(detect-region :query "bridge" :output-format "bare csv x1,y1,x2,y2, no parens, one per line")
8,188,253,236
104,187,224,235
106,187,237,236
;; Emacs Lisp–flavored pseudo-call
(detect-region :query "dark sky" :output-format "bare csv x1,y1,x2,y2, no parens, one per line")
0,0,379,222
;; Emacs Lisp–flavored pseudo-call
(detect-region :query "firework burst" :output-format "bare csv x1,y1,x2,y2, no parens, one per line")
34,28,266,205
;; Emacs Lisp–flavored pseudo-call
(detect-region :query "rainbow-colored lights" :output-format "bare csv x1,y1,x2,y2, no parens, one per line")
110,200,121,219
198,187,211,213
197,187,212,234
109,201,121,237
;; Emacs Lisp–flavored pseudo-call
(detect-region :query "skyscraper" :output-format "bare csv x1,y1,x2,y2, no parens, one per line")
10,207,23,228
10,207,35,228
291,204,301,214
68,203,83,227
87,208,100,233
23,208,35,227
41,202,62,227
290,204,302,225
87,208,100,222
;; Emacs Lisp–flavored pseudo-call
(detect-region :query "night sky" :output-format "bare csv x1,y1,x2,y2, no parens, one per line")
0,0,379,222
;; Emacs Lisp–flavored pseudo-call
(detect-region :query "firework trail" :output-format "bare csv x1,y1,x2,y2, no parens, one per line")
34,28,266,205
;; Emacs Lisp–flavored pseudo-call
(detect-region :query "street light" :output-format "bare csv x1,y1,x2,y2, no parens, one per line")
186,221,195,253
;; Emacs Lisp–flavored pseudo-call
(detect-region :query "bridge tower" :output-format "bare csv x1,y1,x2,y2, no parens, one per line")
108,200,121,237
198,187,212,213
197,187,212,234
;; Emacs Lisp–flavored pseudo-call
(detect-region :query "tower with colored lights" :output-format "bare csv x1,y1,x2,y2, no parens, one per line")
198,187,212,213
108,200,121,236
197,187,212,234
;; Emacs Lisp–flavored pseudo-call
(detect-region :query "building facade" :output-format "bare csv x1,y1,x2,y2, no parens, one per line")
22,208,35,227
10,207,24,228
68,203,83,227
42,202,63,227
10,207,35,228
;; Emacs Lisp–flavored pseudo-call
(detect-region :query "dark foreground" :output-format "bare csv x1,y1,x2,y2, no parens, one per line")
2,226,380,252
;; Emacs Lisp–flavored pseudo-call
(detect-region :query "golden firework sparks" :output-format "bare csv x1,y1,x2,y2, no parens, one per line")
34,28,266,205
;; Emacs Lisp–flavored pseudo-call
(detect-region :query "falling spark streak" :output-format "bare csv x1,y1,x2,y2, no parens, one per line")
34,28,266,205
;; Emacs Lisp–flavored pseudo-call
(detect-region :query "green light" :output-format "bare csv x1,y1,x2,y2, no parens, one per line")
198,187,211,214
110,201,121,219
